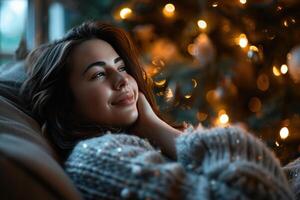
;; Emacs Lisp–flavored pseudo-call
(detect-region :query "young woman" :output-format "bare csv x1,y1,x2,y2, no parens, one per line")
21,21,294,200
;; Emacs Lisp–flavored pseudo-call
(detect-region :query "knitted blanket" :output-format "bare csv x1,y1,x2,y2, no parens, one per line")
65,126,294,200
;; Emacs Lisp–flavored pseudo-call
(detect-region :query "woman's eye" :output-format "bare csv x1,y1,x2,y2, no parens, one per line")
118,66,127,72
92,72,105,80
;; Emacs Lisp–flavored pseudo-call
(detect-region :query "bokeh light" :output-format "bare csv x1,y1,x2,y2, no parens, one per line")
280,64,288,74
279,127,289,139
273,66,281,76
238,34,248,48
120,7,132,19
163,3,175,18
197,20,207,30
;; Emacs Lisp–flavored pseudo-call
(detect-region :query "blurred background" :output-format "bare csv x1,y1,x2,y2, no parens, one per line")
0,0,300,165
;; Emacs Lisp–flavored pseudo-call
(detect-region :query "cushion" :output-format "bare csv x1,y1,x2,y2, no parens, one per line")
0,95,53,154
0,61,83,199
0,134,83,200
0,61,27,82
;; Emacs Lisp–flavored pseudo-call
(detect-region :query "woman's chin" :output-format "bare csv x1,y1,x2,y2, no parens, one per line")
115,109,138,128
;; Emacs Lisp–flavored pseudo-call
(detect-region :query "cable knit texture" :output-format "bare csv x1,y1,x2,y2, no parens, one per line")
283,157,300,199
65,126,294,200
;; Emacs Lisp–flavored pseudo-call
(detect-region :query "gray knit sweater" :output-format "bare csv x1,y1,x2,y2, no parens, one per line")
65,126,294,200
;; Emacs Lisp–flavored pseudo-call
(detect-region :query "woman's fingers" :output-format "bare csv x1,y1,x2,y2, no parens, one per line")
137,92,152,115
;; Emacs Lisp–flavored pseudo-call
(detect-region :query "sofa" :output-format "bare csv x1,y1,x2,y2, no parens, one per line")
0,61,83,200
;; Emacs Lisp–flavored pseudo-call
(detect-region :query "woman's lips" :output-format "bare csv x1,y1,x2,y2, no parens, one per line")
112,92,135,106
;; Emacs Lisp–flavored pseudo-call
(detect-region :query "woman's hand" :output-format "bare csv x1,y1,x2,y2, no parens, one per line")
130,92,181,160
130,92,161,137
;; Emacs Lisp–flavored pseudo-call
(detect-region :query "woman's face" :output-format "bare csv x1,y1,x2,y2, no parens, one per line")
68,39,139,128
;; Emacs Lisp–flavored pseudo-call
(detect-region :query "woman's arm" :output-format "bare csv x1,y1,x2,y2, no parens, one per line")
130,93,181,160
65,131,294,200
175,126,294,199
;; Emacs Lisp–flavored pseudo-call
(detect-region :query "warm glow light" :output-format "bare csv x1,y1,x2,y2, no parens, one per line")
219,113,229,124
187,43,196,55
192,79,198,88
249,45,259,52
280,64,288,74
197,112,208,121
279,127,289,139
248,97,262,113
120,7,132,19
273,66,281,76
275,141,280,147
165,87,174,101
163,3,175,18
240,0,247,4
197,20,207,30
238,34,248,48
257,74,269,91
212,2,218,7
154,79,166,87
185,94,192,99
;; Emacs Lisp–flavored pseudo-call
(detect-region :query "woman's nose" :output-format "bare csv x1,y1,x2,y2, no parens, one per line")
113,72,129,90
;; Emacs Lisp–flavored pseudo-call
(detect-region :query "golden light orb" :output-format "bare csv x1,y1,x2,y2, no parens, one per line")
197,112,208,122
280,64,288,74
120,7,132,19
249,45,259,52
272,66,281,76
187,43,196,55
257,74,270,91
197,20,207,30
248,97,262,113
240,0,247,4
163,3,175,18
279,127,289,139
184,94,192,99
164,87,174,101
219,113,229,124
154,79,166,87
238,34,248,48
212,2,218,7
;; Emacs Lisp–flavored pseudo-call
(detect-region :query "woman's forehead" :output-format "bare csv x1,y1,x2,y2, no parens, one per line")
68,39,121,72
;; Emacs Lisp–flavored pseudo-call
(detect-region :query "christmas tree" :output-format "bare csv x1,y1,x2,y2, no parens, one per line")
67,0,300,164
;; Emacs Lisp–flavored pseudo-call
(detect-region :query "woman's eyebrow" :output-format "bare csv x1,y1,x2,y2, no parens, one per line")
82,57,123,75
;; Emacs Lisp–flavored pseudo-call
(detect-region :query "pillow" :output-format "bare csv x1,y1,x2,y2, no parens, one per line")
0,61,27,82
0,96,53,155
0,61,28,113
0,61,52,154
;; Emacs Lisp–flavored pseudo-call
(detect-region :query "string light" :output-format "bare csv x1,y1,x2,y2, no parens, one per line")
219,113,229,124
119,7,132,19
257,74,270,91
248,97,262,113
197,112,208,122
164,87,174,102
276,6,283,12
272,66,281,76
197,19,207,30
240,0,247,5
238,34,248,48
279,127,289,139
212,2,218,7
192,79,198,88
249,45,258,52
184,94,192,99
187,43,196,55
217,110,230,126
154,79,166,87
280,64,288,74
163,3,175,18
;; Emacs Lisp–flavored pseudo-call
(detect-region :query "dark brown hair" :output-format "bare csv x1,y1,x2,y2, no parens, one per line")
21,21,158,154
